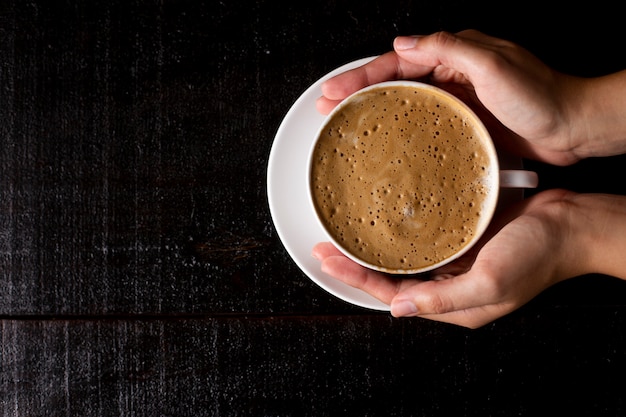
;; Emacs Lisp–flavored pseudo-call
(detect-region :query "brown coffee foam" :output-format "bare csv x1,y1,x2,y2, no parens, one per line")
311,85,492,272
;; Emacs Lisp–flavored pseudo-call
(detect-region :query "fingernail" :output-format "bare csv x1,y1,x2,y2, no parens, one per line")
394,36,419,51
391,299,418,317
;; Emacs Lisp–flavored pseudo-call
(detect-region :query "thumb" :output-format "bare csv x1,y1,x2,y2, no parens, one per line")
393,30,498,84
389,274,513,329
390,273,490,317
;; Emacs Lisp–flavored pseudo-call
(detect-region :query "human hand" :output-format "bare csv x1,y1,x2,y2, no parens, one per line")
312,189,593,329
316,30,585,166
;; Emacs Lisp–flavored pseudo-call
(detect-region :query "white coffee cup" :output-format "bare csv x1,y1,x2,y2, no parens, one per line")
308,81,538,274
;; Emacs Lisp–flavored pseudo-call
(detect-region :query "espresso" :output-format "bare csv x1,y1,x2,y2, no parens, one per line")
310,84,493,272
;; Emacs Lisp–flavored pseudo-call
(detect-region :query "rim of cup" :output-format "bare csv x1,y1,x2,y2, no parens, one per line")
307,80,501,275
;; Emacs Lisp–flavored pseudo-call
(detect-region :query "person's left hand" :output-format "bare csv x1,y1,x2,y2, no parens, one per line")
312,189,585,328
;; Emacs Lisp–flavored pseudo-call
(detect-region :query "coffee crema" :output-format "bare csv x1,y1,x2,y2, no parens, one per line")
310,84,493,272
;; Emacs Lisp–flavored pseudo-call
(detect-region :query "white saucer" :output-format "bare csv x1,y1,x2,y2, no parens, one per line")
267,57,524,311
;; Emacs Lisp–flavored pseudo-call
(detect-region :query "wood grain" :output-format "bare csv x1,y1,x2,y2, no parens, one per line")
1,0,626,415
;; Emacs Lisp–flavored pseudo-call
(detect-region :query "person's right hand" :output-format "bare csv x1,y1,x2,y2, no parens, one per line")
317,30,593,166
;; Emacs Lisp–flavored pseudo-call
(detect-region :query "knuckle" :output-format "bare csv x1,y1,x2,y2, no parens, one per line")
422,293,452,315
430,30,458,48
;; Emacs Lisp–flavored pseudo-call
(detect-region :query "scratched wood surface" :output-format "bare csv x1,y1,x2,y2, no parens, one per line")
2,311,626,416
1,1,626,416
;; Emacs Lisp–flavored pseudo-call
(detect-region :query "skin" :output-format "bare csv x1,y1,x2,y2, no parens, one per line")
311,30,626,328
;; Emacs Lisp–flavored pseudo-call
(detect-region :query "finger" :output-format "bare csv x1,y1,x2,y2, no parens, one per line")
315,96,342,115
322,51,435,99
321,29,503,103
390,272,492,315
320,254,405,304
311,241,344,259
413,303,514,329
393,31,502,85
455,29,509,45
318,30,505,115
319,52,399,101
390,273,522,329
317,50,437,110
313,241,429,304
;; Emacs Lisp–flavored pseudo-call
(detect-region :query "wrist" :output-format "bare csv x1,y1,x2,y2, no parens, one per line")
556,193,626,281
534,191,593,282
563,71,626,159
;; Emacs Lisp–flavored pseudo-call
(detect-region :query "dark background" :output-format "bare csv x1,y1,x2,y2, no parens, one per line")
1,1,626,415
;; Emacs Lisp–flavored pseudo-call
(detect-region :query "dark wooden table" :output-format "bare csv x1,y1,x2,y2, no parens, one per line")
2,1,626,415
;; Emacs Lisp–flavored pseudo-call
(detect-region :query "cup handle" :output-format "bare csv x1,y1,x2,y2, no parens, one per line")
499,170,538,188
